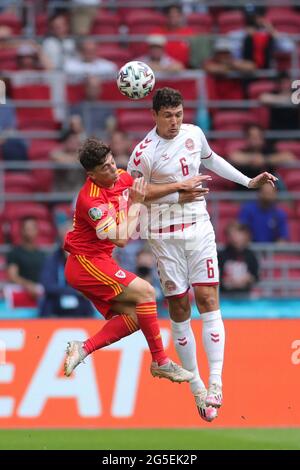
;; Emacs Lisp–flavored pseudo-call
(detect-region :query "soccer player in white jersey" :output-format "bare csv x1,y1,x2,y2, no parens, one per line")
127,87,277,422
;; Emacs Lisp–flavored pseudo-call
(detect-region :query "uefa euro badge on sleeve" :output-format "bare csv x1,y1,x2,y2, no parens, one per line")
88,207,103,221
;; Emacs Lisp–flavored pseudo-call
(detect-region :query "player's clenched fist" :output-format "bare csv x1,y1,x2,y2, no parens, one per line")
130,177,147,203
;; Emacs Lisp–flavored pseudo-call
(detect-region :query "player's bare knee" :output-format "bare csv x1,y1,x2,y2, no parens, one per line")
197,293,218,312
137,280,156,303
168,297,191,322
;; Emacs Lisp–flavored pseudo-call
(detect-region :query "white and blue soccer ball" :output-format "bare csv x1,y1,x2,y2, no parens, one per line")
117,61,155,100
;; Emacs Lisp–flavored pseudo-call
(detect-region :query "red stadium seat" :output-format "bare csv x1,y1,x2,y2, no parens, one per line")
155,79,198,101
265,10,300,33
0,12,22,34
101,80,128,101
5,202,51,223
281,171,300,191
187,13,213,33
0,48,17,71
217,11,245,33
66,83,85,104
4,173,36,193
96,44,131,68
126,10,166,34
91,10,121,35
36,14,47,36
289,219,300,242
118,109,154,133
28,140,58,160
276,141,300,159
248,80,276,100
225,140,245,155
213,111,257,131
10,219,56,245
11,84,59,130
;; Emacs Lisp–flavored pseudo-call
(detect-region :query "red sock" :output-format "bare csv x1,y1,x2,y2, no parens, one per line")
83,314,139,355
136,302,168,366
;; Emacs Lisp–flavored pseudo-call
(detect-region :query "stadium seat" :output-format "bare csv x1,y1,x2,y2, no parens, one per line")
28,140,58,160
186,13,213,33
10,219,56,245
225,140,245,155
3,285,38,308
217,11,245,33
265,10,300,33
289,219,300,242
276,141,300,159
155,79,198,101
91,10,121,35
117,109,154,133
0,48,17,71
125,10,166,34
11,84,59,130
35,14,47,36
281,170,300,191
96,44,131,68
4,173,36,193
213,111,257,130
248,80,276,100
4,202,51,223
0,12,22,34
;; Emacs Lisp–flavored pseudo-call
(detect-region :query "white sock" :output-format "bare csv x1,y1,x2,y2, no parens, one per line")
171,318,205,395
201,309,225,387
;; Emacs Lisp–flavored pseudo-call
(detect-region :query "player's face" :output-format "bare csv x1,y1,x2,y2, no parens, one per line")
153,105,183,139
87,153,118,188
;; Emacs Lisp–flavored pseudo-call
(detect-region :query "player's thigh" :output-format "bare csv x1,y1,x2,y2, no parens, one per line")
167,292,191,322
113,277,155,304
186,220,219,287
149,238,189,297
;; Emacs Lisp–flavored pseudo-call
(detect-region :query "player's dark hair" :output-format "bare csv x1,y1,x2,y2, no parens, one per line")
79,138,111,171
152,87,183,113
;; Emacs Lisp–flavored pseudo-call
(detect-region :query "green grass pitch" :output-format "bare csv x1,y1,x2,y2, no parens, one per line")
0,429,300,450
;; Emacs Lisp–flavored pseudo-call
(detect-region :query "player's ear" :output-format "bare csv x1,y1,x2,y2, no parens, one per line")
151,109,157,121
87,170,95,181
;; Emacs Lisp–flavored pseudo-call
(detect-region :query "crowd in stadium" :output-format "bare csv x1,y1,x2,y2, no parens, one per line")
0,0,299,316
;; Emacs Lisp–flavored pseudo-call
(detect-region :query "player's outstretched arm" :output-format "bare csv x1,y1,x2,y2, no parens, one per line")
145,175,212,202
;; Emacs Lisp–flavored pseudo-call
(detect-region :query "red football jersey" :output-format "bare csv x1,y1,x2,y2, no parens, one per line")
64,169,133,257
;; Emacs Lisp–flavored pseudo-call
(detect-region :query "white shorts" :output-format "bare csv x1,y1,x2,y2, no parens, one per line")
149,215,219,297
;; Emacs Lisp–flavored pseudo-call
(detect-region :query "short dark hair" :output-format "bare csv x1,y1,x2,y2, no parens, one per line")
79,138,111,171
152,87,183,113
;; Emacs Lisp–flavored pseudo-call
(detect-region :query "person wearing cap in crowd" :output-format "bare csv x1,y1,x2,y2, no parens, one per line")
138,35,184,73
204,38,256,100
16,43,53,71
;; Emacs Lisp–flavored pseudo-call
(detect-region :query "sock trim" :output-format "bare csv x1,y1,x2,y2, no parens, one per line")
201,309,221,322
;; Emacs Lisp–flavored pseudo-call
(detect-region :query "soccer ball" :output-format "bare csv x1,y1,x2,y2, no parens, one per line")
117,61,155,100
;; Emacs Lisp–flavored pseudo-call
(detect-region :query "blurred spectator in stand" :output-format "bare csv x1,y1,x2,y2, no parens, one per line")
0,76,17,132
6,217,45,300
71,0,101,36
109,130,132,170
152,4,196,67
219,221,259,296
1,137,28,164
239,184,289,242
242,13,276,69
16,43,53,71
259,72,300,130
138,35,184,72
64,39,117,79
38,216,94,317
0,25,16,54
42,13,76,70
50,129,85,193
69,75,115,137
229,124,295,183
204,38,255,100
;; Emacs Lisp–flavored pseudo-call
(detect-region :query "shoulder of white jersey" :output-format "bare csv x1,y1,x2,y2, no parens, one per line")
130,127,158,160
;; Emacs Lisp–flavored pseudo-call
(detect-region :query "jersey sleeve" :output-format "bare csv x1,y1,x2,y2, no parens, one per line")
198,127,213,160
78,194,116,236
127,145,152,182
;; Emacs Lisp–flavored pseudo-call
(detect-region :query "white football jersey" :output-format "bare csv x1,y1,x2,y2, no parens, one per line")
127,123,212,230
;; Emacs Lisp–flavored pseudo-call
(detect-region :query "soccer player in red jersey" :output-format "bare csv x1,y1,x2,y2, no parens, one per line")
63,138,193,383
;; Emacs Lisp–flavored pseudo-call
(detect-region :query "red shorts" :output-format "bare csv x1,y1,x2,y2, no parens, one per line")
65,254,137,318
